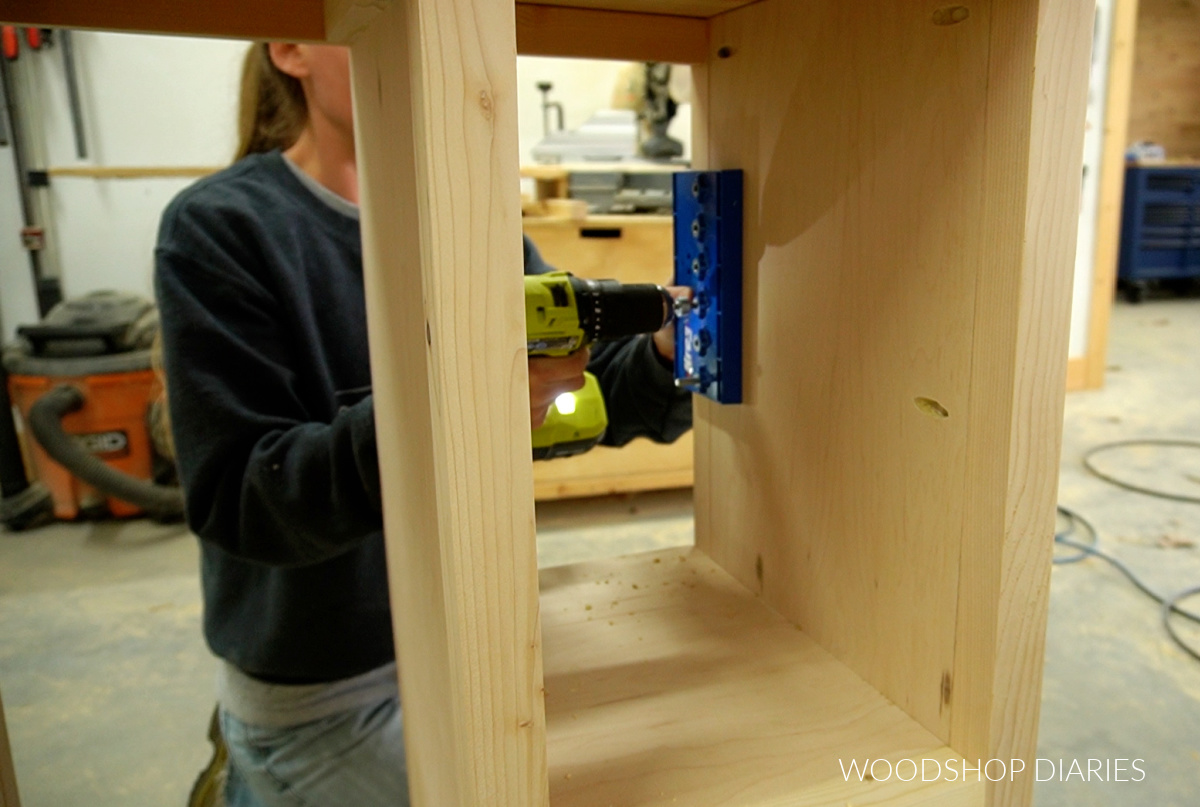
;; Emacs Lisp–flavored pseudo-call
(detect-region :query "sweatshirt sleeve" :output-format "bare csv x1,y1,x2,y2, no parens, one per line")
155,206,382,568
588,335,693,446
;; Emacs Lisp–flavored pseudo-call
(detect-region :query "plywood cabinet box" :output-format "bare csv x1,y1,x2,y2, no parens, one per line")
0,1,1092,806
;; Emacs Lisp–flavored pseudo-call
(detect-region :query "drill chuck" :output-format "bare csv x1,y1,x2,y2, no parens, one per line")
567,275,673,344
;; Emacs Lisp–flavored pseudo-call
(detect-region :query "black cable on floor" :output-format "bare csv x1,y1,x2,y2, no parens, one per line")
1081,438,1200,504
1053,504,1098,565
1163,586,1200,664
1060,436,1200,662
1054,507,1200,662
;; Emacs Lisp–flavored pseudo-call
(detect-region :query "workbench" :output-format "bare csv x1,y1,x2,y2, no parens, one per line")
0,2,1092,806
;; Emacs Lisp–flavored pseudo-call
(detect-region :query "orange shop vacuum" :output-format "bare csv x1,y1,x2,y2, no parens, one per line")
0,291,182,528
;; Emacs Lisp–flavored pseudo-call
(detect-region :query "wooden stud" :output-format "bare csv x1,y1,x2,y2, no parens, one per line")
46,166,219,179
1084,0,1141,389
346,1,545,805
515,4,708,63
0,0,326,40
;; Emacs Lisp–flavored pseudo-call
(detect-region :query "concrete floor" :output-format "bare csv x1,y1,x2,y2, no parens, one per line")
1,296,1198,806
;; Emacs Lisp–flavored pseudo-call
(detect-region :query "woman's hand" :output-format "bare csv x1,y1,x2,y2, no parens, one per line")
651,286,692,362
528,348,590,428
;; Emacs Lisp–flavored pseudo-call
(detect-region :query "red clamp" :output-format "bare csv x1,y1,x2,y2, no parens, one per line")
1,26,18,61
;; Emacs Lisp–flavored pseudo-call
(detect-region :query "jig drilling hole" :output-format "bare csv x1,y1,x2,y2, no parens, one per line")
914,397,950,419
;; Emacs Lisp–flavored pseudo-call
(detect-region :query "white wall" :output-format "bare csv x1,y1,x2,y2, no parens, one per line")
0,32,248,339
1071,0,1115,360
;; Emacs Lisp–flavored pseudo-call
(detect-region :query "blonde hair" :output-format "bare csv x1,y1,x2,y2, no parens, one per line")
234,43,307,161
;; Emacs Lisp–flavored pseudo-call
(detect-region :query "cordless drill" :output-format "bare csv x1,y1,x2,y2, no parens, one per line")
527,271,674,460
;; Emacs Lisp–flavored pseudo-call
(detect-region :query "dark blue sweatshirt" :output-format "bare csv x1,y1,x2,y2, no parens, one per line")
154,151,690,683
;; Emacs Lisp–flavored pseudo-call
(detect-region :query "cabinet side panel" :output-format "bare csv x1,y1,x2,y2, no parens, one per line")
697,0,991,740
349,2,546,805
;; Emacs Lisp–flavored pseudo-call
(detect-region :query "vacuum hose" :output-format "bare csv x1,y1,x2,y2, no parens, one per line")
28,384,184,520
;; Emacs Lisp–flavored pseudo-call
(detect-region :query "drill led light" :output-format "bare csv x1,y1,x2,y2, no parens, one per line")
554,392,577,415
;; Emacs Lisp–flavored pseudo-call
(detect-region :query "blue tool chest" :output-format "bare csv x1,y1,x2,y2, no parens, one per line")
1118,164,1200,299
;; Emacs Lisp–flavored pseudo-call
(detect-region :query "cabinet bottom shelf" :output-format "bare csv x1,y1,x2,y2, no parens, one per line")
540,548,983,807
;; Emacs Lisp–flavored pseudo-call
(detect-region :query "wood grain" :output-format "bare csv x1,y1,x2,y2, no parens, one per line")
1127,0,1200,158
696,3,1090,806
515,3,708,62
699,0,991,742
0,0,326,40
325,0,383,44
347,1,546,805
957,3,1091,804
541,548,984,807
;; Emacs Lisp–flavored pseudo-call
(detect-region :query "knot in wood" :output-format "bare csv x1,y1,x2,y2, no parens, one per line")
932,6,970,26
478,90,494,120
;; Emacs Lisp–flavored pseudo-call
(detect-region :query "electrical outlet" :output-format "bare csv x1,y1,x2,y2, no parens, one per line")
673,170,743,404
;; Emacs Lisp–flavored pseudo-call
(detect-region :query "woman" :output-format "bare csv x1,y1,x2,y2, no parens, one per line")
156,43,690,807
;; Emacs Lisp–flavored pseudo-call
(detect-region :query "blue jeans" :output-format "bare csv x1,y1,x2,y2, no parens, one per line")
219,696,410,807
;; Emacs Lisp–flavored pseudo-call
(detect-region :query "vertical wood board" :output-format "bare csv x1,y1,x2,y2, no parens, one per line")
348,1,546,805
953,2,1091,804
1085,0,1140,389
696,0,991,741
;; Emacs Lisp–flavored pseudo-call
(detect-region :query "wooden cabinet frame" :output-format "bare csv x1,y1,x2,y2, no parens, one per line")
0,2,1092,806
